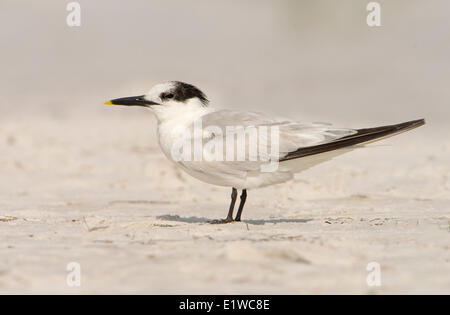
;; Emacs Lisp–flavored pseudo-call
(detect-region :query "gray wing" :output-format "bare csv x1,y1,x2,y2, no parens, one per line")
199,109,357,160
173,109,356,185
175,111,424,187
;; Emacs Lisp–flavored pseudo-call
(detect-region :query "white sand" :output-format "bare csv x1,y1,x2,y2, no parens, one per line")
0,115,448,294
1,0,450,295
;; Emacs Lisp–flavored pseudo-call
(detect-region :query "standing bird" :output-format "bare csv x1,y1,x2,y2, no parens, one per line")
105,81,425,223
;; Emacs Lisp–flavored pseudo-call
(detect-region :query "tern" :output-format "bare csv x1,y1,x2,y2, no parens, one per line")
105,81,425,223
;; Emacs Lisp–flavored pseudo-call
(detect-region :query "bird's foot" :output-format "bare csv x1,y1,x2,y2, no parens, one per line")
209,217,234,224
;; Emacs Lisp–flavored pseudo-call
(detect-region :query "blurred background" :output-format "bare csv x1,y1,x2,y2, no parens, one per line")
0,0,449,294
0,0,448,126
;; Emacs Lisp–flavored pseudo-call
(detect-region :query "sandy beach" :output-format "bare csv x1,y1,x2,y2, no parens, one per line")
0,115,448,294
1,1,449,294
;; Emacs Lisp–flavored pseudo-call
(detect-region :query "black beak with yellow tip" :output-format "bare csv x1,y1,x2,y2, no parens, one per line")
104,95,159,107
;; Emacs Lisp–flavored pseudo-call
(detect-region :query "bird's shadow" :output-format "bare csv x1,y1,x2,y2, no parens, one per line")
156,214,312,225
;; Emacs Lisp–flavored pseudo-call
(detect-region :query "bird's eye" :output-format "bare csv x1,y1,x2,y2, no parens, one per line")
165,93,174,99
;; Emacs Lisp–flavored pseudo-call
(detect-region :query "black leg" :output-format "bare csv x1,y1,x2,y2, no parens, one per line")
210,188,237,224
234,189,247,221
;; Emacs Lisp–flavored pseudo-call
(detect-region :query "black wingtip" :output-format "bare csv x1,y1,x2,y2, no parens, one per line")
396,118,425,130
348,118,425,138
415,118,426,126
279,118,426,162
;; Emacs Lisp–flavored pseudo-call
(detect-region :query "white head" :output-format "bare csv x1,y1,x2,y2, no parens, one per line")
105,81,209,122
